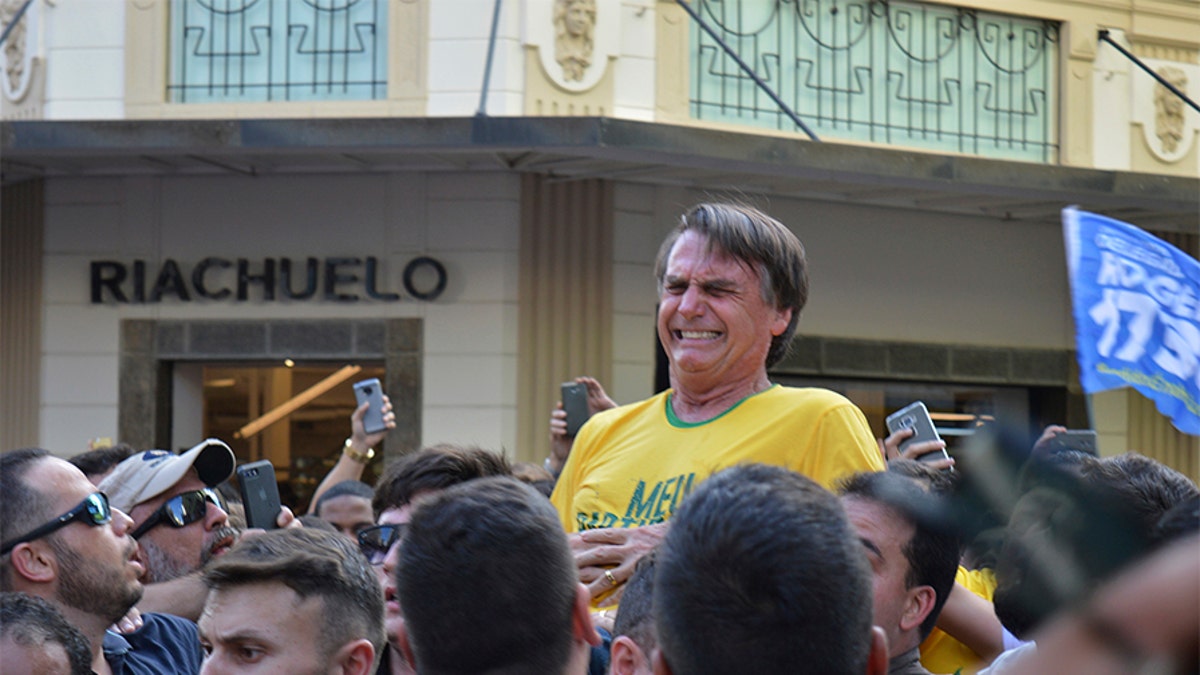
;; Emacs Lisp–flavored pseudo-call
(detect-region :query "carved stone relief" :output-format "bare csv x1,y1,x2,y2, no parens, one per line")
1,0,37,104
554,0,595,82
1154,66,1187,155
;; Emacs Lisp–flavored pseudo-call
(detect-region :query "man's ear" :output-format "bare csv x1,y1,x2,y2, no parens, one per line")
770,306,794,337
900,585,937,633
8,541,58,585
332,638,375,675
572,583,602,647
651,647,673,675
866,626,889,675
610,635,650,675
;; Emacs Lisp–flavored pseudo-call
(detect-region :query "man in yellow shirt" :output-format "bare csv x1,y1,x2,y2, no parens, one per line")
550,202,884,602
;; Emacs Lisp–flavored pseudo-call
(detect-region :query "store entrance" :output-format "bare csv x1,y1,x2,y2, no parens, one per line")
180,362,385,511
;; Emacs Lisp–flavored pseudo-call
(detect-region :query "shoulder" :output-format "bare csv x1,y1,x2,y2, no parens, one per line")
767,385,857,408
123,613,203,669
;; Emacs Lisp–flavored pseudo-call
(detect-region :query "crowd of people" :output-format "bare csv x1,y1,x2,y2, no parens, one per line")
1,202,1197,675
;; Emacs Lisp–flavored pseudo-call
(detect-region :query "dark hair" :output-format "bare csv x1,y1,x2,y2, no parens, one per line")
0,591,92,675
654,203,808,368
655,464,873,675
993,452,1194,639
612,549,657,653
203,527,385,668
67,443,136,482
314,480,375,517
0,449,55,590
397,477,578,675
372,444,511,517
1152,494,1200,547
838,470,961,639
886,458,957,496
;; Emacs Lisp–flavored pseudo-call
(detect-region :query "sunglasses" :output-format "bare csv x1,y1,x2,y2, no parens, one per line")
1,492,113,555
357,523,407,565
131,488,224,540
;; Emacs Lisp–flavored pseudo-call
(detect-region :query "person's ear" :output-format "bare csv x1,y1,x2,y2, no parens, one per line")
332,638,375,675
610,635,650,675
866,626,889,675
769,306,793,337
899,585,937,633
8,541,57,585
572,583,602,646
651,647,674,675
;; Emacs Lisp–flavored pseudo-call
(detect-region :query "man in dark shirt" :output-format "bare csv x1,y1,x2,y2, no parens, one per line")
1,448,203,674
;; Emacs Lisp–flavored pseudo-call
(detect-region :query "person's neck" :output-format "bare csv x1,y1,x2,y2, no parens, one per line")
56,606,114,675
388,643,416,675
669,372,772,423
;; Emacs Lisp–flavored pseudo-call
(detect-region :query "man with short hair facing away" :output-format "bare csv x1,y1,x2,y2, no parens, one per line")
359,444,512,675
396,477,601,675
0,591,93,675
551,203,883,599
652,463,888,675
0,448,204,674
198,527,385,675
608,551,658,675
838,471,961,675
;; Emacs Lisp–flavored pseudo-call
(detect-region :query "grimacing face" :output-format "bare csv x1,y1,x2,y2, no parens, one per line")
656,230,791,392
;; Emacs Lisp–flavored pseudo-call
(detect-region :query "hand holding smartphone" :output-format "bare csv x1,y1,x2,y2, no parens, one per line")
353,378,388,435
237,460,282,530
561,382,592,437
885,401,951,465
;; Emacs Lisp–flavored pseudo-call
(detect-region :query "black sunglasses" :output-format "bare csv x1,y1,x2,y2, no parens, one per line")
131,488,224,540
1,492,113,555
357,523,407,565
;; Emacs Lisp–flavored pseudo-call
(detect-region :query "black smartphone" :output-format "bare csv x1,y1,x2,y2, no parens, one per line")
353,378,387,435
886,401,951,464
237,460,282,530
561,382,591,437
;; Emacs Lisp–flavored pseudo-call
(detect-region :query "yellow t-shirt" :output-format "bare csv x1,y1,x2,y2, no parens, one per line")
551,385,885,533
919,566,998,675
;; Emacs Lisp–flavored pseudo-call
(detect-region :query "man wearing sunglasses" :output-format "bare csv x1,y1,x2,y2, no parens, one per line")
99,438,240,623
1,448,205,674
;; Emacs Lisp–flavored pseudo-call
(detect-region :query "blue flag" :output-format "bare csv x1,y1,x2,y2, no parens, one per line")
1063,208,1200,436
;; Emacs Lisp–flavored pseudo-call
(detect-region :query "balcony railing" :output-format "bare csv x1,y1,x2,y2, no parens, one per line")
689,0,1060,162
168,0,387,104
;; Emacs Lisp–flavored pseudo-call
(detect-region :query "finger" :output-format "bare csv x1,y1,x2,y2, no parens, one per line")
900,440,947,461
578,527,626,545
352,401,368,421
924,457,956,471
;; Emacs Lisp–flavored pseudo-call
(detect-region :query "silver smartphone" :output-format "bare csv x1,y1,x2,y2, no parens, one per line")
353,378,387,435
1046,429,1098,455
885,401,950,464
561,382,591,437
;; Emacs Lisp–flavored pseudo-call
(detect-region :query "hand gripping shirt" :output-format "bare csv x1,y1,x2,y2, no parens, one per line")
551,385,885,533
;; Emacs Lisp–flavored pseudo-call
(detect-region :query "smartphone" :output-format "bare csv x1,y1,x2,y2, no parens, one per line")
353,378,387,435
561,381,591,437
237,460,282,530
886,401,950,464
1046,429,1098,455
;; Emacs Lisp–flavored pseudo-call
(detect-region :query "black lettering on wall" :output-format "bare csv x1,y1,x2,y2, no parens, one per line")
324,257,361,302
91,261,128,303
193,258,232,300
150,259,192,302
403,256,448,301
281,257,319,300
365,257,401,301
237,258,276,301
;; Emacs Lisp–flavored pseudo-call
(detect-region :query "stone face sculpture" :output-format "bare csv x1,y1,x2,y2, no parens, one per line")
554,0,596,82
1154,66,1187,156
2,0,28,96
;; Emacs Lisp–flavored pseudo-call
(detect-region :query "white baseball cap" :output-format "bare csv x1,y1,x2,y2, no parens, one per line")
99,438,236,513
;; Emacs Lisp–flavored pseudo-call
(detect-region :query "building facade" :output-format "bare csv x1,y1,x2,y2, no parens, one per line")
2,0,1197,497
